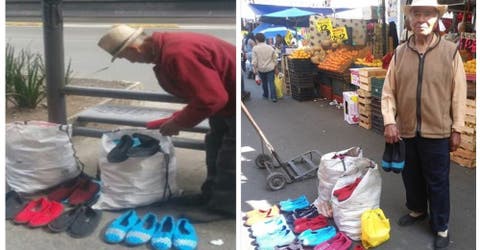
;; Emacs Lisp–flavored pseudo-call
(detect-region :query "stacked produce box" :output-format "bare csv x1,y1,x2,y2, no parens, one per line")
451,98,476,168
287,58,316,101
355,68,386,133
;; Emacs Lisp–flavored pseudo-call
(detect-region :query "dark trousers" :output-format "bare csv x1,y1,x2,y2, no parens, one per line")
202,115,236,213
402,136,450,233
259,70,276,100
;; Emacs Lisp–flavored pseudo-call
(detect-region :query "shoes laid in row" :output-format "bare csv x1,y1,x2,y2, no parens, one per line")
293,214,329,234
104,209,197,250
285,204,319,225
298,226,337,246
256,226,296,250
48,204,102,238
314,232,352,250
250,215,287,238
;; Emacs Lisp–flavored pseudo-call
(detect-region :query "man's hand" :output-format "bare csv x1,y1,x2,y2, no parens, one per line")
449,131,461,152
384,124,401,144
159,119,182,136
146,117,170,129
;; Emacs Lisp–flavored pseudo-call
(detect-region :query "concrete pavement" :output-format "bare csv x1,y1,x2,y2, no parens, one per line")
240,77,476,250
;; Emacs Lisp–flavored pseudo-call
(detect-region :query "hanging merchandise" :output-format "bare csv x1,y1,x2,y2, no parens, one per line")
93,129,180,210
313,147,363,217
6,121,82,194
331,158,382,241
361,208,391,249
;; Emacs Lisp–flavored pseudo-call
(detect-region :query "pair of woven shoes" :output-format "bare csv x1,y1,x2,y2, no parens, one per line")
279,195,310,212
382,140,405,173
298,225,337,246
314,232,352,250
13,197,63,228
255,226,296,250
285,204,319,225
245,205,280,226
249,214,287,238
293,214,329,234
104,210,197,250
48,204,102,238
107,133,161,163
47,174,100,206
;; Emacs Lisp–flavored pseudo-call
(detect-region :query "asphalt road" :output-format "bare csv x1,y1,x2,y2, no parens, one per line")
6,19,236,91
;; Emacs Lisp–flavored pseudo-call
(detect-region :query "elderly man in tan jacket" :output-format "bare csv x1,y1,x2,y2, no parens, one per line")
381,0,466,249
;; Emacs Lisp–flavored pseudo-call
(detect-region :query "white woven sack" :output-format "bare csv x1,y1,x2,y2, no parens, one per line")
331,158,382,241
313,147,363,217
92,128,180,210
6,121,82,194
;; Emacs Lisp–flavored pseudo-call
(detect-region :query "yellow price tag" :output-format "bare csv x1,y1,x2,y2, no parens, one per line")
315,18,333,34
285,30,293,46
332,27,348,41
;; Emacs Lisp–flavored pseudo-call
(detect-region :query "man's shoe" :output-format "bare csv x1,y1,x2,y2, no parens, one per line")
397,213,427,226
434,234,449,249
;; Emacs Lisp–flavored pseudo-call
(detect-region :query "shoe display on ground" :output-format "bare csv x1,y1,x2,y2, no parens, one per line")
151,215,175,250
172,218,198,250
314,232,352,250
104,209,140,244
293,215,329,234
250,215,287,238
256,227,296,250
125,212,159,245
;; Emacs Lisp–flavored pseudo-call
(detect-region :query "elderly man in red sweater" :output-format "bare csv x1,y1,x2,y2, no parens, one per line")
98,24,235,221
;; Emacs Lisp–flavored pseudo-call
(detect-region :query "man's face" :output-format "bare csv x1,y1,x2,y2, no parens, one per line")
409,7,439,36
117,46,148,63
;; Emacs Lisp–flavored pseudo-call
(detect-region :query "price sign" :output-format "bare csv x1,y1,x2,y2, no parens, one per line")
316,18,333,34
332,27,348,42
459,38,476,53
285,30,293,46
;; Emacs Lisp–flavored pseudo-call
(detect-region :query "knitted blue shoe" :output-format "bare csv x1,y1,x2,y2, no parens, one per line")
173,218,198,250
151,215,175,250
104,209,140,244
280,199,310,212
125,212,159,245
279,195,308,207
250,215,287,238
256,227,295,250
298,226,337,246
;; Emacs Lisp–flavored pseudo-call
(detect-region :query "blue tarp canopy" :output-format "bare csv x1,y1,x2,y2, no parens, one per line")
251,23,299,39
249,3,351,16
259,7,315,27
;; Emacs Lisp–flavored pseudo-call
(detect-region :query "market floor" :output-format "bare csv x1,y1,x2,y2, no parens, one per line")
240,78,476,250
5,135,236,250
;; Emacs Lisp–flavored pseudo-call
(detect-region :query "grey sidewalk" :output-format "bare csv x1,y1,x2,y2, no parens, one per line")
6,135,235,250
240,78,476,250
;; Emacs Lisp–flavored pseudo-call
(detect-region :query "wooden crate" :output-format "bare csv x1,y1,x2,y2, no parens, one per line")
358,102,372,114
451,153,476,168
359,113,372,129
358,68,387,77
357,88,372,97
358,95,372,105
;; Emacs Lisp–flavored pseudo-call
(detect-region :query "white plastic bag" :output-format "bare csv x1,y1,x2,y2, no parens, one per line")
314,147,363,217
6,121,82,194
92,128,180,210
332,158,382,241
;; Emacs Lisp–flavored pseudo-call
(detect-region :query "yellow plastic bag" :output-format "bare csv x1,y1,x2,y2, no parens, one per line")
361,208,390,249
274,74,283,99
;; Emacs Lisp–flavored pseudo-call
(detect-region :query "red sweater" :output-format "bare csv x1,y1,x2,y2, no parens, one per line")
149,32,236,129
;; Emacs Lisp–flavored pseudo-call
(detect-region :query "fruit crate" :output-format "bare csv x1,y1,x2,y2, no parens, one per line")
371,112,384,135
291,85,317,101
288,59,315,73
289,72,315,88
319,84,333,100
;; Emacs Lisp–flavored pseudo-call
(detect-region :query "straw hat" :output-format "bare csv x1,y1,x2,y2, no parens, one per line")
97,24,144,62
404,0,448,17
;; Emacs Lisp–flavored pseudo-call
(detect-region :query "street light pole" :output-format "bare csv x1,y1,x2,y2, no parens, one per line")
42,0,67,124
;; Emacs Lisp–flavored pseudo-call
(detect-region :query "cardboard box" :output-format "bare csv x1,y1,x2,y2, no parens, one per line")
343,91,360,125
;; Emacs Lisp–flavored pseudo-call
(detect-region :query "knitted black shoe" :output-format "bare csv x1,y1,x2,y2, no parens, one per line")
382,142,393,172
391,140,405,173
397,213,427,226
107,135,133,163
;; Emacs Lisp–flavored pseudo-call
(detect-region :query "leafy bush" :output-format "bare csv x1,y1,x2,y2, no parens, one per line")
5,44,46,109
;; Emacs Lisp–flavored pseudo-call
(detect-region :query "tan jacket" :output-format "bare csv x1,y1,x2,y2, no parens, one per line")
252,42,277,73
381,35,466,138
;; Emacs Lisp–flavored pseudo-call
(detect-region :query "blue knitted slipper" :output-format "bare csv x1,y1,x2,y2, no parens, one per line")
104,209,139,244
151,215,175,250
125,212,159,245
173,218,198,250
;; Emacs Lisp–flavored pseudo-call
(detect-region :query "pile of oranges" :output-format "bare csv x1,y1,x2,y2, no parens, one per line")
289,48,311,59
464,59,476,74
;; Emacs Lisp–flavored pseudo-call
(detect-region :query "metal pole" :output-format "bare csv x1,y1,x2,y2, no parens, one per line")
42,0,67,123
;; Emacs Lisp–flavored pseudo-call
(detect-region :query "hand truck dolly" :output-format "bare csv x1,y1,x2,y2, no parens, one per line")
242,102,322,191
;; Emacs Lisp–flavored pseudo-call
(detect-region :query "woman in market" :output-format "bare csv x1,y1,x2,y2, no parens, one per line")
381,0,467,249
